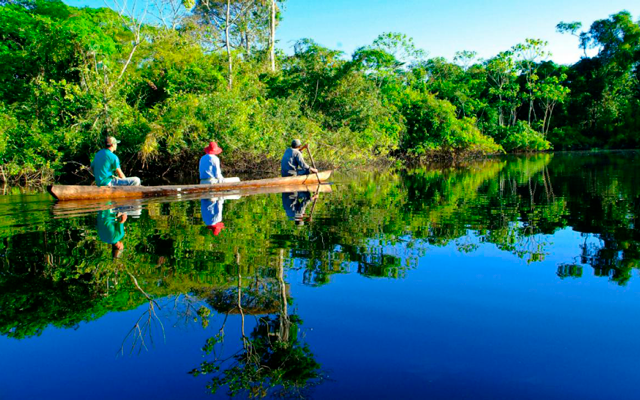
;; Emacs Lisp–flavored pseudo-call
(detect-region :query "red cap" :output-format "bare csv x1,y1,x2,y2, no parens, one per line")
206,222,225,236
204,141,222,155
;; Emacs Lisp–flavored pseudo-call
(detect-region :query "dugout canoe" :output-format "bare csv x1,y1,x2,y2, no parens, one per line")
48,170,333,201
52,183,333,218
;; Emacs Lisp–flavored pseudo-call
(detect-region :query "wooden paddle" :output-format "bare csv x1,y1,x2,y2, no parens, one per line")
303,144,322,222
304,144,321,182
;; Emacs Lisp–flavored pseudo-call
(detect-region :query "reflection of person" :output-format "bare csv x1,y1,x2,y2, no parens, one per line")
201,198,225,235
91,136,141,186
97,209,127,258
281,191,317,226
199,141,227,184
280,139,318,177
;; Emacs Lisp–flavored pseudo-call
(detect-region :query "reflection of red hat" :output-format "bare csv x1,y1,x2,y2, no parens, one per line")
204,141,223,155
206,222,225,236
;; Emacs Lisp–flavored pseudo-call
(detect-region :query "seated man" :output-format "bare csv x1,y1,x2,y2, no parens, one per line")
91,136,141,186
281,139,318,177
199,141,228,184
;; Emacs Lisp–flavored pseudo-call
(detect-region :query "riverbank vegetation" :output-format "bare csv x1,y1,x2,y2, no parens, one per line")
0,0,639,183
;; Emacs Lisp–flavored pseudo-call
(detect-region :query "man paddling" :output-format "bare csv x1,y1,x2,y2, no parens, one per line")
91,136,141,186
281,139,319,177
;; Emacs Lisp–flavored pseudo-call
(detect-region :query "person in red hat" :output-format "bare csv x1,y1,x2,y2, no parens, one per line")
199,141,226,184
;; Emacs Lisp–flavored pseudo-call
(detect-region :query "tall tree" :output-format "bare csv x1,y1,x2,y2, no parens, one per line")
148,0,194,30
196,0,253,89
512,38,550,124
269,0,276,71
535,73,570,136
454,50,478,72
557,11,640,147
556,21,588,57
486,51,519,126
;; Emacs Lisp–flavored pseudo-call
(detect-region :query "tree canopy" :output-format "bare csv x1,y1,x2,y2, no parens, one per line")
0,1,639,184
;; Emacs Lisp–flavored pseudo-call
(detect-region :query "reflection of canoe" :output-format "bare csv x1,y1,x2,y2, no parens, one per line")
52,183,332,218
48,170,333,201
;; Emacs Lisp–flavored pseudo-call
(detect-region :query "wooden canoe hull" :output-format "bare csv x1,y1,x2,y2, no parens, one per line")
48,170,333,201
52,183,333,217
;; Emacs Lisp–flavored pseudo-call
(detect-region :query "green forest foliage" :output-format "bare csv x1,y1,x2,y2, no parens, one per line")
0,0,639,183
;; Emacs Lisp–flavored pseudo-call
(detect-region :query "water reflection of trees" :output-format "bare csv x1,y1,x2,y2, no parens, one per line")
190,250,322,398
2,152,640,340
399,155,561,263
548,153,640,284
399,153,640,282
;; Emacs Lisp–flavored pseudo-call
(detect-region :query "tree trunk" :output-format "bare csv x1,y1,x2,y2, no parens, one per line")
269,0,276,72
498,93,504,126
118,41,139,81
541,104,550,136
545,103,556,137
226,0,233,90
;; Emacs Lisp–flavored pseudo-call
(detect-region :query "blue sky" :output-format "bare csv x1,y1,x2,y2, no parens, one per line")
276,0,640,64
64,0,640,65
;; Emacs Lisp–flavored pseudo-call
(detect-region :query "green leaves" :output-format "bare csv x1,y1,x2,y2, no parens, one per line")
398,89,502,155
0,1,638,183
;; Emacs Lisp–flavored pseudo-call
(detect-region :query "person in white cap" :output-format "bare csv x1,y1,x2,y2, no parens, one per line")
91,136,141,186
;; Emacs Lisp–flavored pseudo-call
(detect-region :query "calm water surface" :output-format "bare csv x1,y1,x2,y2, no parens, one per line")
1,152,639,399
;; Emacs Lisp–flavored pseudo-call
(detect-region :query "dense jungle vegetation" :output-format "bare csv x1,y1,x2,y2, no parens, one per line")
0,0,639,183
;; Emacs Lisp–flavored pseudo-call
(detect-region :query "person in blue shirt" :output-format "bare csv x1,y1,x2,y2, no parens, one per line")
91,136,141,186
281,139,318,177
199,141,226,184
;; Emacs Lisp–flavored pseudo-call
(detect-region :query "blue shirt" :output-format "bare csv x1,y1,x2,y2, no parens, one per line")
281,148,310,177
91,149,120,186
199,154,222,181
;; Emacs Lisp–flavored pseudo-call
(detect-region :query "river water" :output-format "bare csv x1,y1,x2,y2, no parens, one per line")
1,151,639,399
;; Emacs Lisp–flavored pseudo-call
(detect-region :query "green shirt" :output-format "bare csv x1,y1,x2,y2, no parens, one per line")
97,210,125,244
91,149,120,186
